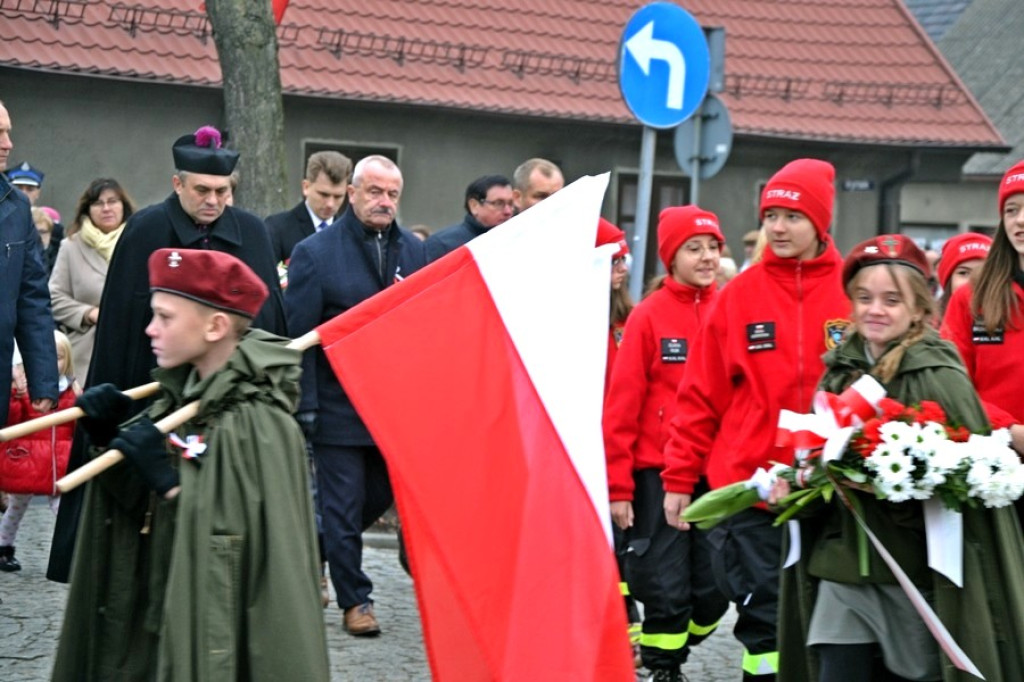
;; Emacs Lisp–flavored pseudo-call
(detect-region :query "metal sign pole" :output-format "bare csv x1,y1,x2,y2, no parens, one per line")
630,126,657,303
690,100,703,205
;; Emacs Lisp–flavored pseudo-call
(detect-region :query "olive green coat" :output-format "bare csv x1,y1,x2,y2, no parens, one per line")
52,330,329,682
778,330,1024,682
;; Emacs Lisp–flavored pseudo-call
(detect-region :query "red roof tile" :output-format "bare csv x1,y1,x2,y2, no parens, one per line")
0,0,1004,148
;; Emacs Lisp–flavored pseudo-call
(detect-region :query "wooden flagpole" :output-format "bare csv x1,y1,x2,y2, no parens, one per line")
55,330,322,493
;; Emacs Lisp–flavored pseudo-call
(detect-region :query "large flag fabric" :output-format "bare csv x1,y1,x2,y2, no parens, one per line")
316,174,633,680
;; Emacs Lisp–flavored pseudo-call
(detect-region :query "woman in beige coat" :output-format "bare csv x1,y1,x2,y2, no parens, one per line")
49,178,135,382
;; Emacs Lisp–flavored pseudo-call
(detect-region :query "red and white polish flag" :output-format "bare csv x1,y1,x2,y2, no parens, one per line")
316,173,634,681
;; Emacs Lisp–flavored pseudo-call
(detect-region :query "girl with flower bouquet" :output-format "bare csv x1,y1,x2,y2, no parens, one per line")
777,235,1024,682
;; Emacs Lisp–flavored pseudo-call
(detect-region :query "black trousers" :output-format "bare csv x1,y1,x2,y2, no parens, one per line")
626,471,729,671
707,507,783,671
314,442,393,609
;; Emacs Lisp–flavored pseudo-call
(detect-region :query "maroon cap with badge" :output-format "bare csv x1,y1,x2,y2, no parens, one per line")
841,234,930,289
148,248,268,318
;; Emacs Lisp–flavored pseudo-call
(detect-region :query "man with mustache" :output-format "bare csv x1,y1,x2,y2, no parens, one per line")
285,155,426,637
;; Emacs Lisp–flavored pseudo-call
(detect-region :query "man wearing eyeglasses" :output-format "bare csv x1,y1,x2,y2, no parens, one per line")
424,174,514,261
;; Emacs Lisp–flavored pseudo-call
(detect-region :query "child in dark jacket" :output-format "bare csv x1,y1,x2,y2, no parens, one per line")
0,331,80,571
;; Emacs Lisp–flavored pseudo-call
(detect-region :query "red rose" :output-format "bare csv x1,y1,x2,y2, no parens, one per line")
917,400,947,424
879,398,906,421
945,425,970,443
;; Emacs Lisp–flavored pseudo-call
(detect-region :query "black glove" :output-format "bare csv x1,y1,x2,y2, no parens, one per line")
110,418,179,496
295,410,318,443
75,383,134,448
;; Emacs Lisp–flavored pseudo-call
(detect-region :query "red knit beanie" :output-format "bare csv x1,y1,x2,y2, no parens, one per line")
936,233,991,288
657,206,724,272
998,160,1024,213
596,218,629,259
760,159,835,239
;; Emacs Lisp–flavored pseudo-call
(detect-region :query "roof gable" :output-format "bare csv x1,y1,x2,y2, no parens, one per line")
937,0,1024,174
0,0,1004,148
904,0,972,41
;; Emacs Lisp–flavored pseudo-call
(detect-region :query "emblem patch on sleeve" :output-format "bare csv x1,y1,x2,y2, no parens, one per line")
824,319,851,350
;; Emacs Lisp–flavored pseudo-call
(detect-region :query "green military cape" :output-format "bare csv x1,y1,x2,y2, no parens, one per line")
778,330,1024,682
53,329,329,682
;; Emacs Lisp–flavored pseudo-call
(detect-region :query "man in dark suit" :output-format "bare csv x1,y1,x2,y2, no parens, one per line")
266,151,352,263
285,155,426,637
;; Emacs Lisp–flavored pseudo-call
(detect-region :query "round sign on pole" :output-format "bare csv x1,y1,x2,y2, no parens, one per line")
618,2,711,129
673,93,733,180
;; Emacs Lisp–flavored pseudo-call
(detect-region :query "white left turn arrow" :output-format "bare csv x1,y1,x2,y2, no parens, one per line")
625,20,686,110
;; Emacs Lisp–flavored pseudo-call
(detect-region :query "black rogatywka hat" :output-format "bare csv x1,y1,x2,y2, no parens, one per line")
172,126,239,176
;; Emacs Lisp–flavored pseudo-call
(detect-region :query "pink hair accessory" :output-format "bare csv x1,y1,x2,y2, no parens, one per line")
193,126,222,149
40,206,61,224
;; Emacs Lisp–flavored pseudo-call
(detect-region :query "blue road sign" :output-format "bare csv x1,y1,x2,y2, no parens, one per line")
619,3,711,129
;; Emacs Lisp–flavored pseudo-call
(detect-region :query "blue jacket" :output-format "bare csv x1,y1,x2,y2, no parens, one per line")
285,206,427,445
424,213,488,262
0,176,57,426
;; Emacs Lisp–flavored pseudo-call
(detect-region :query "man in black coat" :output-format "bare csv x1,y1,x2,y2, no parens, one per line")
266,150,351,264
286,155,426,637
47,126,287,582
424,174,514,262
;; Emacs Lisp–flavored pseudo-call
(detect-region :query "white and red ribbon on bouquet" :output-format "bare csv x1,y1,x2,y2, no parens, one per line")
776,374,887,463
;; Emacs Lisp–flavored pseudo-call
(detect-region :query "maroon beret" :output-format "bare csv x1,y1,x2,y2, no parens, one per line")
842,234,930,289
148,248,268,318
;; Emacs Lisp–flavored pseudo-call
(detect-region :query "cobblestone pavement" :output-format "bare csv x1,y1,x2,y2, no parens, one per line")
0,498,743,681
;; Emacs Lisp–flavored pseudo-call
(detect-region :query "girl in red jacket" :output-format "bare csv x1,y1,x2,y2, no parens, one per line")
941,160,1024,522
0,331,80,571
598,218,634,396
936,231,991,321
662,159,851,681
604,206,731,681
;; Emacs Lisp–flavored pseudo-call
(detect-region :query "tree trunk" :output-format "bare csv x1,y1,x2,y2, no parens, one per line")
205,0,287,218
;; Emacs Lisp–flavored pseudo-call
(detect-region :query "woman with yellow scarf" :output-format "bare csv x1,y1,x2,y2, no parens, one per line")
49,178,135,382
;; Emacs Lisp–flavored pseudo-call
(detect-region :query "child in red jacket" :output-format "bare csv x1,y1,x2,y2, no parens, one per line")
0,331,80,571
604,205,730,680
662,160,851,681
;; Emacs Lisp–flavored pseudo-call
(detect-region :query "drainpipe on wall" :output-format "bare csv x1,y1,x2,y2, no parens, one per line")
877,151,920,234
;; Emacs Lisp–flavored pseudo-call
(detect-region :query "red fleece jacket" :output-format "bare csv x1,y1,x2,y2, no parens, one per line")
941,282,1024,426
603,277,715,501
661,240,851,495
